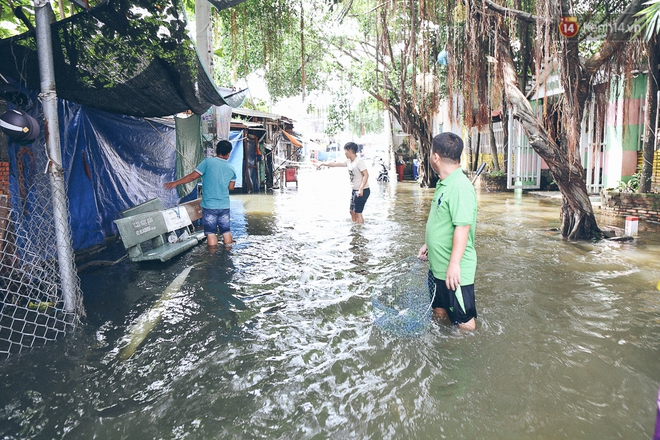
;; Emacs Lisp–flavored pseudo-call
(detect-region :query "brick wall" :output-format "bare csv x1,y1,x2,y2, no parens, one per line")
0,161,8,195
600,190,660,222
478,174,511,192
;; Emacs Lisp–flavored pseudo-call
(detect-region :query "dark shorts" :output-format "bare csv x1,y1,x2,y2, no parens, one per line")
350,188,370,213
202,208,231,236
428,270,477,325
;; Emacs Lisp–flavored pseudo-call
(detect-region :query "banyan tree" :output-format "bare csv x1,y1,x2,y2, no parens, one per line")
448,0,648,239
209,0,653,240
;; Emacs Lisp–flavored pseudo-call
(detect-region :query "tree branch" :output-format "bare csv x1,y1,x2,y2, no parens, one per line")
498,37,559,160
583,0,645,75
484,0,538,24
13,6,34,31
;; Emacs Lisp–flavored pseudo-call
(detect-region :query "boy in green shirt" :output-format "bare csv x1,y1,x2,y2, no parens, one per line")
418,132,478,330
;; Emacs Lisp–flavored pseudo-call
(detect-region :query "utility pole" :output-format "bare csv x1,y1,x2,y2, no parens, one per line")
196,0,217,156
34,0,77,314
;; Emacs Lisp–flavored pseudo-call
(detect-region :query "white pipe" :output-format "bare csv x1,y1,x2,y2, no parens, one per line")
118,266,194,360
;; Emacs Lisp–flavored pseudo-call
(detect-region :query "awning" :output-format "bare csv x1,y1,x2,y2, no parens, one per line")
231,120,265,130
282,131,302,147
232,107,293,123
221,88,249,108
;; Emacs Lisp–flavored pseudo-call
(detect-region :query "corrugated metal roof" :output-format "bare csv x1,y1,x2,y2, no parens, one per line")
232,108,294,123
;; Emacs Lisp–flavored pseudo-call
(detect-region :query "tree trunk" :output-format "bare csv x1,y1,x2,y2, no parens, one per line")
555,0,601,239
499,38,601,240
388,100,434,188
466,129,473,170
414,132,434,187
489,116,500,171
483,0,648,240
640,34,659,193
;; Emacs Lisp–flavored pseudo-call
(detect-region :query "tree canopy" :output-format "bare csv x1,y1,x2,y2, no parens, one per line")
0,0,110,39
209,0,653,239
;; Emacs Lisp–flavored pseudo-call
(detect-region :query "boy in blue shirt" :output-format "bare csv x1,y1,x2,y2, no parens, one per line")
165,140,236,246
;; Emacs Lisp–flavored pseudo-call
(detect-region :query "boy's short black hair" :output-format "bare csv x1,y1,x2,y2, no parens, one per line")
432,132,463,163
216,140,233,156
344,142,359,154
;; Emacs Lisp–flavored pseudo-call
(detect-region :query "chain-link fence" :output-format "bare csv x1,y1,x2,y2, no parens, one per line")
0,140,84,358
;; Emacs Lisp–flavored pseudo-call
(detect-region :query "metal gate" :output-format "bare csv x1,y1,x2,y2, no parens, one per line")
580,98,606,194
507,111,542,189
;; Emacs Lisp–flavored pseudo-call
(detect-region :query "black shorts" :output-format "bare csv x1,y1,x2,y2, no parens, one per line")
350,188,370,213
428,270,477,325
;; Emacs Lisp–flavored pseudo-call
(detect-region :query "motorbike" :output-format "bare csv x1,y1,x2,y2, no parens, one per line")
376,158,389,183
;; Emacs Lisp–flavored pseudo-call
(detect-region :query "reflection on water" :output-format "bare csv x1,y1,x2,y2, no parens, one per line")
1,168,660,439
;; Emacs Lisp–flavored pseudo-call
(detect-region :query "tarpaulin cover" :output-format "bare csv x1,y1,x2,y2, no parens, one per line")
0,0,228,117
216,104,233,140
282,131,302,147
221,88,250,109
64,107,179,250
316,151,341,161
246,137,259,193
8,88,180,251
228,130,244,188
174,114,204,200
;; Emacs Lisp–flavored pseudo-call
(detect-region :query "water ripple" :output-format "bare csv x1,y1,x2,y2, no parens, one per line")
2,179,660,439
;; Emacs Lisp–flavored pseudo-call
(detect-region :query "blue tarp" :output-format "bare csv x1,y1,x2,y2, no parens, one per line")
65,106,179,247
8,95,179,251
228,130,244,189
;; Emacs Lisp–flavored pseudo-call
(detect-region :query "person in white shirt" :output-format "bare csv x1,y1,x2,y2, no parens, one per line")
316,142,370,224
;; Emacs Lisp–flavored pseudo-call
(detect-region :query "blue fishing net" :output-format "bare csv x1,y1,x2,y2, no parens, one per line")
371,258,435,338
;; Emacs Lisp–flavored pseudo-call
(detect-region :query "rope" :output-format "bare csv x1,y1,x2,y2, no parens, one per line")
145,118,197,170
273,155,312,167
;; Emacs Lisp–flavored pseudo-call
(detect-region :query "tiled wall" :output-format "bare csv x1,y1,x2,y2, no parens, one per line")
0,161,8,195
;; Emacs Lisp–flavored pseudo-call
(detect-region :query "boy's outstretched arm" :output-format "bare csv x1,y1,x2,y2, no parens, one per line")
164,171,201,190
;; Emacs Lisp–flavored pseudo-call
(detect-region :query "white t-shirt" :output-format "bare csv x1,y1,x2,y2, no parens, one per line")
346,158,369,190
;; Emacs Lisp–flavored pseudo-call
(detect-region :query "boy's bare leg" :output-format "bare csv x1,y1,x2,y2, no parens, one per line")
206,233,218,246
222,231,233,245
354,213,364,224
433,307,449,319
434,307,476,330
458,318,476,331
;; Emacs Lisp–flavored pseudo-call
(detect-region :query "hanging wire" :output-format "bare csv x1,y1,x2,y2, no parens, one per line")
145,118,197,170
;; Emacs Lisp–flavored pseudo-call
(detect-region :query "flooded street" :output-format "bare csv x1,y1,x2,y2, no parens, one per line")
1,167,660,439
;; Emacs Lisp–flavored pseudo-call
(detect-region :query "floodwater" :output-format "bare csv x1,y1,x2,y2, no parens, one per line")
1,167,660,439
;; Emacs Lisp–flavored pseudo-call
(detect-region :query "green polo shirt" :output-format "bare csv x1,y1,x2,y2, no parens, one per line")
425,167,477,285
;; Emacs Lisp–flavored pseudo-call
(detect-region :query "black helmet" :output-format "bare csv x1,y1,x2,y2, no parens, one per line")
0,109,40,141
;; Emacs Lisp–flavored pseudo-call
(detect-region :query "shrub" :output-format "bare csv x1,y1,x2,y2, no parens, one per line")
487,170,506,178
615,169,641,193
